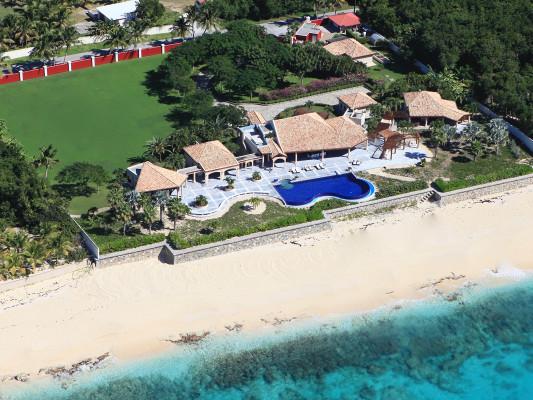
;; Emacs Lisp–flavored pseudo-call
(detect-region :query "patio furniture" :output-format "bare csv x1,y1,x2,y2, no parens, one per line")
295,167,302,173
314,164,321,170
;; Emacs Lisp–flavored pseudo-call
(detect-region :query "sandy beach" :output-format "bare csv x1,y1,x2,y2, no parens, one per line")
1,186,532,381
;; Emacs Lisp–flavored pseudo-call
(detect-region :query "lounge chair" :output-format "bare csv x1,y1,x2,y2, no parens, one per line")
319,162,326,169
314,164,321,170
295,167,302,173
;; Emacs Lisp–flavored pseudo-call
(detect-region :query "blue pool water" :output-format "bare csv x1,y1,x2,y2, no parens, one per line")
274,174,375,206
6,279,533,400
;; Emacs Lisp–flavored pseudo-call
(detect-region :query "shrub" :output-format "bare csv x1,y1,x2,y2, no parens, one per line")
375,180,428,199
168,209,326,250
433,165,532,192
194,195,208,207
98,234,166,254
251,171,262,181
259,74,366,102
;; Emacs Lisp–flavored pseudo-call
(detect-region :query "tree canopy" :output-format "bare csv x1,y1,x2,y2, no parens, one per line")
359,0,533,137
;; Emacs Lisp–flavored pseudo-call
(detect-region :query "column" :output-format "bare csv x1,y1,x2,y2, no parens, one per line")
348,149,351,161
294,153,298,165
321,150,325,162
18,70,23,82
68,60,72,72
138,47,142,58
161,44,166,54
91,55,96,67
114,51,119,62
43,65,48,77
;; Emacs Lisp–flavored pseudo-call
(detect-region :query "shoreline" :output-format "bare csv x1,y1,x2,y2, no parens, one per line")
1,186,532,387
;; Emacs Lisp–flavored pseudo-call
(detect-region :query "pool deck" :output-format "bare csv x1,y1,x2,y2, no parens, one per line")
182,143,429,217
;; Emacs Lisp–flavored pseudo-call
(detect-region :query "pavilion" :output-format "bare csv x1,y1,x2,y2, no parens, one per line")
182,140,240,183
324,38,376,66
403,91,470,127
337,92,378,125
127,161,187,196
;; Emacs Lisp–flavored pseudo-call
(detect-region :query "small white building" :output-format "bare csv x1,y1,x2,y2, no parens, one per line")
95,0,138,26
337,92,378,127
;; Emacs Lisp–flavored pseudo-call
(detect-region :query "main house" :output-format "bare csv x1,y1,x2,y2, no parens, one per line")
242,112,368,166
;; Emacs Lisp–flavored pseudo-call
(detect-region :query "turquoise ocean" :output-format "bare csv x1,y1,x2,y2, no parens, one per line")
4,279,533,400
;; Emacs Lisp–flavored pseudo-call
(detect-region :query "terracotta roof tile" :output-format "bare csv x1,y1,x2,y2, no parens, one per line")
327,13,361,27
404,91,469,121
135,161,186,193
273,113,367,154
183,140,239,172
246,111,267,125
338,92,377,110
324,38,375,60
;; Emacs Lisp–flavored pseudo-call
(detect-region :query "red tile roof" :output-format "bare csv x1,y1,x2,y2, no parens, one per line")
327,13,361,28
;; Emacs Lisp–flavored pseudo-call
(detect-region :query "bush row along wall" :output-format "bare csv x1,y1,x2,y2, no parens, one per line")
433,173,533,207
0,42,182,86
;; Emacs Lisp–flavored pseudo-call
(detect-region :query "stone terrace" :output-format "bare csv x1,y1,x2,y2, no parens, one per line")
181,143,429,217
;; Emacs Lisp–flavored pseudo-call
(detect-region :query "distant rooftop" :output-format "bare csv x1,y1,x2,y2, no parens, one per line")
327,13,361,28
183,140,239,173
295,23,322,37
134,161,187,192
404,91,469,121
324,38,375,59
97,0,138,21
338,92,377,110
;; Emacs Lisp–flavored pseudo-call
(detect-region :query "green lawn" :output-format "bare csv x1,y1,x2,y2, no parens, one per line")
0,6,12,18
0,55,172,175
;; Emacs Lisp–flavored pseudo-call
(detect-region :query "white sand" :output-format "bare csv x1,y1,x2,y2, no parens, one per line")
0,186,532,379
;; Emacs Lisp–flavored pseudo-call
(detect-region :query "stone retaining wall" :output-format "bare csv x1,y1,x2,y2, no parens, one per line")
324,189,434,220
160,219,332,265
434,173,533,206
97,242,166,267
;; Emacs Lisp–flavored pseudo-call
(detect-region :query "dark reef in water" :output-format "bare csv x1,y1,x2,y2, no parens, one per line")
13,282,533,400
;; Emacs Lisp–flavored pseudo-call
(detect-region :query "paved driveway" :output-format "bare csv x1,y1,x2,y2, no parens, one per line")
239,86,369,120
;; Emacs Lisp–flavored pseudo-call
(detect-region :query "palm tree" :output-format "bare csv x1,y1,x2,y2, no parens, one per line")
166,197,190,230
249,197,262,210
4,252,27,278
197,4,219,34
127,20,145,49
183,5,199,39
105,24,132,51
4,231,30,254
145,136,168,162
172,14,192,39
88,19,116,42
30,29,62,62
34,144,59,178
140,194,157,234
23,240,48,271
60,26,79,63
153,191,168,223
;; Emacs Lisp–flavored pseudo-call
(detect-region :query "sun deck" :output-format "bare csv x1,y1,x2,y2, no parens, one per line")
181,143,428,217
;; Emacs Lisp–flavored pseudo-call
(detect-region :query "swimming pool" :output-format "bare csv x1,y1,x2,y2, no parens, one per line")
274,174,375,206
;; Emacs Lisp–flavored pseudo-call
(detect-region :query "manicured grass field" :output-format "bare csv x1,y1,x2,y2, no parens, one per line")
0,55,172,175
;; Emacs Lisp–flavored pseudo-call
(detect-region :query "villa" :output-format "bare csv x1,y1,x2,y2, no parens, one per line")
323,38,376,66
403,91,470,127
323,13,361,33
293,21,332,44
337,92,378,126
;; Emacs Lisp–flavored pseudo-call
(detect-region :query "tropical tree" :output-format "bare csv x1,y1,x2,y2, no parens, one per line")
429,120,447,157
249,197,262,210
104,23,132,51
140,194,157,234
183,5,199,38
113,196,133,236
197,3,220,33
172,14,192,39
145,136,168,162
46,232,73,265
153,190,168,222
33,144,59,178
30,29,62,62
225,176,235,190
194,194,208,207
23,240,48,271
127,20,146,49
487,118,509,155
166,197,190,230
470,139,484,161
251,171,262,181
60,25,79,62
135,0,165,28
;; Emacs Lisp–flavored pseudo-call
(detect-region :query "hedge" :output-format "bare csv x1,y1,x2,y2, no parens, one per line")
168,209,324,250
97,233,166,254
375,180,428,199
433,165,532,192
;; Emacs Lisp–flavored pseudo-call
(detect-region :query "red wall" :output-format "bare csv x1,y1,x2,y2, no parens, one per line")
166,43,182,51
0,42,183,86
23,68,45,81
142,46,161,57
48,63,69,75
118,50,137,61
95,54,114,65
0,73,20,85
72,59,92,70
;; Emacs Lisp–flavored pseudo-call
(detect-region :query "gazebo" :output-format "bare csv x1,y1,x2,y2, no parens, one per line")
183,140,240,183
128,161,187,196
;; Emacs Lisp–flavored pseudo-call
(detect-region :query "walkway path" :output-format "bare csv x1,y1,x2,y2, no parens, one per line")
239,86,369,120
